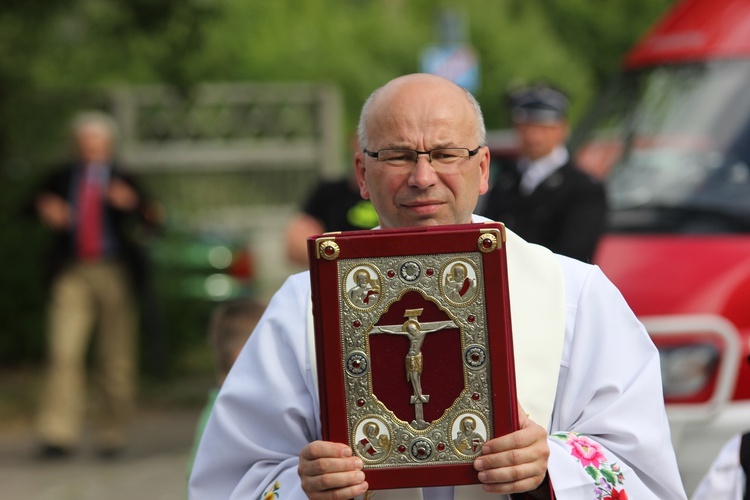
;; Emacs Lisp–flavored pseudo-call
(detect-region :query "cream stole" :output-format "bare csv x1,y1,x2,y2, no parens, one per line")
307,228,566,500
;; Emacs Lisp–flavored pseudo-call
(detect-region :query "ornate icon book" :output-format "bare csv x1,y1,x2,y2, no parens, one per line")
307,222,518,490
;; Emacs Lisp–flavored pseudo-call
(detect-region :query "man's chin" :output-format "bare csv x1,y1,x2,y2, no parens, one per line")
388,215,465,229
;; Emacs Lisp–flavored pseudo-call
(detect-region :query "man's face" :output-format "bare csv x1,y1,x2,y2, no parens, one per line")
514,121,568,161
355,76,490,229
453,265,465,280
76,125,113,165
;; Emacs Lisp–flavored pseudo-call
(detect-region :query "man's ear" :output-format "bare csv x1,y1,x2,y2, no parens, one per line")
354,151,370,200
478,146,491,196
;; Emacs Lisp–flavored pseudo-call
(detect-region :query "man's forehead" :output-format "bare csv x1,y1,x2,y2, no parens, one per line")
368,104,476,146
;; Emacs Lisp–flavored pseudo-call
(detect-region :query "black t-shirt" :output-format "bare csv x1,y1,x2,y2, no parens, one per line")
302,179,379,231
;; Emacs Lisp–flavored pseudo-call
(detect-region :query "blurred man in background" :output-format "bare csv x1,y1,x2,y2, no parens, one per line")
480,84,607,263
28,111,162,459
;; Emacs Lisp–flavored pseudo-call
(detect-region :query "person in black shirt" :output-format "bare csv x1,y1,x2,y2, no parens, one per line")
285,130,380,268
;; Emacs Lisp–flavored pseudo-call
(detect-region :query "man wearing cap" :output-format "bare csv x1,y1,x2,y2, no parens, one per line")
480,85,607,263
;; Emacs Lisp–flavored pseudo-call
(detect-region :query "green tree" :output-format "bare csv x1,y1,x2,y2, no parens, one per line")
0,0,678,366
536,0,674,85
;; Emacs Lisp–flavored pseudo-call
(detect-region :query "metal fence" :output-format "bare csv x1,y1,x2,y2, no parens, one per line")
109,82,344,296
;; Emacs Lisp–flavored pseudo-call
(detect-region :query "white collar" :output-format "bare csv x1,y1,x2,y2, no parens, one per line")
518,145,569,194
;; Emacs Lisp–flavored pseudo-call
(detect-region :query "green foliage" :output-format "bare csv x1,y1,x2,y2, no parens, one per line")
585,464,600,481
0,0,678,368
187,0,597,129
537,0,674,83
600,466,619,485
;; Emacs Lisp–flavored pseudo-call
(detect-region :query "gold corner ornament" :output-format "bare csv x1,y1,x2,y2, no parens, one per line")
318,239,340,260
477,230,499,253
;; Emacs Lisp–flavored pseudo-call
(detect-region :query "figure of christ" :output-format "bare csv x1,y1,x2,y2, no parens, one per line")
368,308,457,429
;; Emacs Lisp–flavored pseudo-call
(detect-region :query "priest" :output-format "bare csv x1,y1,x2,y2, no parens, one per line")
189,73,686,500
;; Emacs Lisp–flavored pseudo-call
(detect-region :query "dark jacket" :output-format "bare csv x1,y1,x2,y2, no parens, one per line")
480,159,607,263
27,161,161,291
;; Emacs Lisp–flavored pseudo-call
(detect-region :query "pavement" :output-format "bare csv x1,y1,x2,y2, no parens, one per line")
0,407,201,500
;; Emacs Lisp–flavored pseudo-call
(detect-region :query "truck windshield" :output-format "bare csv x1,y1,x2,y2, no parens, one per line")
571,61,750,233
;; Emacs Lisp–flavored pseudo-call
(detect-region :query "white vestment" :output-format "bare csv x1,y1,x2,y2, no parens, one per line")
189,219,686,500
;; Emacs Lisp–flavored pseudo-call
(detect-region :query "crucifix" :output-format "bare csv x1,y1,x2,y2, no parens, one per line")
369,308,457,429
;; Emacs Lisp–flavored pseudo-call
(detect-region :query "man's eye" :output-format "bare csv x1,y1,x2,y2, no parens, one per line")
382,151,413,162
432,150,461,161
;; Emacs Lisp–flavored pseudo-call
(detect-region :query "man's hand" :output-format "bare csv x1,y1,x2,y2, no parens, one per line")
473,403,550,496
107,178,139,211
298,440,368,500
36,193,72,230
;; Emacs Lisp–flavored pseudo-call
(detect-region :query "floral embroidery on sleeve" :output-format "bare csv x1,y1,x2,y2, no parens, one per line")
261,481,281,500
552,432,628,500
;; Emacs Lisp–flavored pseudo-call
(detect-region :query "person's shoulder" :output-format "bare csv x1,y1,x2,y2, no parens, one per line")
35,162,77,189
46,161,78,177
554,253,603,296
313,178,352,194
111,164,143,183
554,252,595,274
277,271,313,300
282,270,311,289
562,160,604,187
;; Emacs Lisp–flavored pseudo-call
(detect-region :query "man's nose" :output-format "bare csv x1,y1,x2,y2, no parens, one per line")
408,154,439,187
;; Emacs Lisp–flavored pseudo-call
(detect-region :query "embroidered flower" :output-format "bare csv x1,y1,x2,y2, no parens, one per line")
568,434,607,469
261,481,281,500
604,488,628,500
552,432,628,500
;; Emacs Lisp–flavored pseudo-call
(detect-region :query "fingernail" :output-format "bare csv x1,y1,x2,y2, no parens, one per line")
478,471,487,482
474,458,483,469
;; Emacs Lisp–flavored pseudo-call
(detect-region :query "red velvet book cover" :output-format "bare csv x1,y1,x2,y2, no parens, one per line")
307,222,518,490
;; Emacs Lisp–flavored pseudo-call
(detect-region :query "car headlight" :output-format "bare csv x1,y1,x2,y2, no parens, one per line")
658,342,720,403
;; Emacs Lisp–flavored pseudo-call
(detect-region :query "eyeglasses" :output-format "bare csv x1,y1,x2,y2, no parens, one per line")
363,146,482,169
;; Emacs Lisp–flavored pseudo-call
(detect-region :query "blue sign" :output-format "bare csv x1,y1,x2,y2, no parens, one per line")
420,44,480,92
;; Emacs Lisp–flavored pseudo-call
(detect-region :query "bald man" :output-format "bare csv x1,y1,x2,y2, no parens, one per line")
189,75,685,500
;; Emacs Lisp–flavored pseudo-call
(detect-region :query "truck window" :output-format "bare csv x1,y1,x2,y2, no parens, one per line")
572,60,750,233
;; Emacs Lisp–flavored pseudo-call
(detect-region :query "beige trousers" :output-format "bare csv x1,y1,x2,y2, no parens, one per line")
36,260,138,449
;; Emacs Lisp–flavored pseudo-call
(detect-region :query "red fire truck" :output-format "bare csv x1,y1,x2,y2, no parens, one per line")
570,0,750,494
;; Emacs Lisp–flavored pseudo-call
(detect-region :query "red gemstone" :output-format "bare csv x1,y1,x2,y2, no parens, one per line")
437,443,445,451
472,353,480,361
468,315,475,323
398,445,406,453
352,360,360,368
387,270,395,278
472,392,480,400
417,448,425,457
357,399,365,407
325,246,334,255
483,238,492,248
353,320,361,328
426,268,434,276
